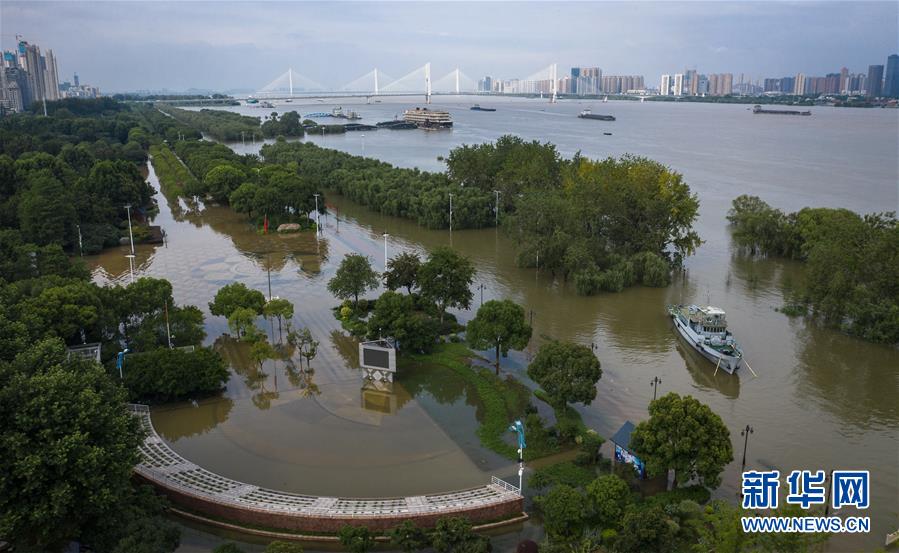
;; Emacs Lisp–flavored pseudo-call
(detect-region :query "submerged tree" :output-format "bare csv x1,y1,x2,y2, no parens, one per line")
466,299,532,373
328,253,379,306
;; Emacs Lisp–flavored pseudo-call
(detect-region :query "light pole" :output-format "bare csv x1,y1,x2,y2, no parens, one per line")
448,192,454,232
164,300,173,349
116,349,130,380
124,204,135,284
76,224,83,257
650,376,662,401
361,133,365,156
528,309,536,327
313,193,321,233
493,190,500,226
478,283,486,307
509,420,526,494
740,424,754,475
382,232,389,267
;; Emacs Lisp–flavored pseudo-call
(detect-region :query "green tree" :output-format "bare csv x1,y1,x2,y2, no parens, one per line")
228,307,260,340
613,505,677,553
338,525,375,553
431,517,486,553
265,540,304,553
367,291,440,353
229,182,259,217
263,297,294,341
250,339,276,373
0,338,142,551
419,246,475,322
466,299,532,373
584,474,632,531
687,500,751,553
24,278,102,344
537,484,588,546
327,253,379,306
527,340,602,407
209,282,266,317
203,164,245,203
388,520,430,553
384,251,422,294
629,393,733,489
17,171,76,247
121,347,228,403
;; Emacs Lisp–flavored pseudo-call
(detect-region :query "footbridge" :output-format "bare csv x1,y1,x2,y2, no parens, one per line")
128,404,525,533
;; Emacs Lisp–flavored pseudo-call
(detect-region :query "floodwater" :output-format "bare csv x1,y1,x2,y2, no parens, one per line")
88,97,898,551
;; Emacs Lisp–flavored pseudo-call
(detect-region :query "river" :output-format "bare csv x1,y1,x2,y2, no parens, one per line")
88,97,897,552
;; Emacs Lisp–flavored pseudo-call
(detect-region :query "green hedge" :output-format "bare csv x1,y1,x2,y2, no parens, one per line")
149,144,198,198
120,347,228,403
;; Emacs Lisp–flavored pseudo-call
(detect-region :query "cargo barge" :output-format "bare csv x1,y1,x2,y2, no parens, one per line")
470,104,496,112
578,108,616,121
752,104,811,116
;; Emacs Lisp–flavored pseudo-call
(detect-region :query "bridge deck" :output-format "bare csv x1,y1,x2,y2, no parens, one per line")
129,404,522,526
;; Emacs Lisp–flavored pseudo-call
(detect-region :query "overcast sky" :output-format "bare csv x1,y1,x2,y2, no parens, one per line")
2,1,897,92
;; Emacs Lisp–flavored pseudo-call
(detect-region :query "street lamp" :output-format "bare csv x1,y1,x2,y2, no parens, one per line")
361,133,365,156
116,349,131,380
313,193,321,232
650,376,662,401
124,204,136,284
508,420,526,493
493,190,501,226
382,232,389,267
528,309,536,327
740,424,754,475
477,283,486,307
448,192,454,233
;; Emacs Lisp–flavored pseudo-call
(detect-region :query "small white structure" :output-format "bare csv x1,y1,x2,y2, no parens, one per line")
66,342,102,364
358,339,396,382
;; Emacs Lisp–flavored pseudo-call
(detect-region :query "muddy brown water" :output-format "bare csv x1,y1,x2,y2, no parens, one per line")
87,98,897,551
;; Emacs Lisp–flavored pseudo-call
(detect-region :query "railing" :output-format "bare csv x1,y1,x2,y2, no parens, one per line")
491,476,521,496
127,403,150,413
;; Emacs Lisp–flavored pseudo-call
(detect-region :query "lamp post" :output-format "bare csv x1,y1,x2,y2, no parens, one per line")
493,190,501,226
477,283,486,307
361,133,365,156
650,376,662,401
740,424,754,475
124,204,135,283
448,192,454,233
382,232,389,267
76,224,83,257
116,349,130,380
528,309,536,327
313,193,321,233
509,420,526,494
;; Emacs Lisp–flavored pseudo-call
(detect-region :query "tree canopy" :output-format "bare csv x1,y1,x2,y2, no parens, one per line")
466,299,532,373
328,253,380,305
629,392,734,489
527,340,602,407
209,282,266,317
418,246,475,321
384,251,422,294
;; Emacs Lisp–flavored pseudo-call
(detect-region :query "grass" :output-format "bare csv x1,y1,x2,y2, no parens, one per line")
409,342,532,460
528,461,598,490
149,143,199,198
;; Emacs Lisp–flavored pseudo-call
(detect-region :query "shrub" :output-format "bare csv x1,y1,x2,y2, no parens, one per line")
120,347,228,403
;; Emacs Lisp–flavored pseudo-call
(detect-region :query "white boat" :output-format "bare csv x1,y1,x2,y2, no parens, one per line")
667,304,743,374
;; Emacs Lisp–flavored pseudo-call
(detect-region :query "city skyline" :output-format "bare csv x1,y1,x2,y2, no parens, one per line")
2,1,897,92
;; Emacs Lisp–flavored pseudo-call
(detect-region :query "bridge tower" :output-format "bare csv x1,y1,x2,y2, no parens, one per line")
550,63,557,103
455,67,460,94
289,69,294,97
425,62,432,104
374,68,379,95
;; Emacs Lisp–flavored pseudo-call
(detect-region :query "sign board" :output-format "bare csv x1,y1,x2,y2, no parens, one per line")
359,339,396,382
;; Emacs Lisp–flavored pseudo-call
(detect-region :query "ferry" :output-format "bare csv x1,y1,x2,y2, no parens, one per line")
402,107,453,129
578,108,616,121
667,304,743,374
470,104,497,112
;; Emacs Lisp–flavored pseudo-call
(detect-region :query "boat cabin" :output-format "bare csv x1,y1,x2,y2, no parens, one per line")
688,305,728,333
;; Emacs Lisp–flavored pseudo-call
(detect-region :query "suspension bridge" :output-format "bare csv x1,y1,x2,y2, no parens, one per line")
247,63,560,103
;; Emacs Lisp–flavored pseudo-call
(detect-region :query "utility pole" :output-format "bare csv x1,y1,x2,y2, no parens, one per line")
478,283,486,307
313,193,321,233
267,253,273,301
651,376,662,401
493,190,500,225
164,299,173,349
124,204,135,284
382,232,389,268
740,424,754,475
448,192,454,232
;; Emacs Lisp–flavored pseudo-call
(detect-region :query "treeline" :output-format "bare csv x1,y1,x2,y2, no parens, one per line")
0,104,157,254
260,110,305,137
164,137,323,228
448,137,699,293
728,195,898,344
149,143,199,198
157,105,261,141
132,103,202,143
260,139,496,229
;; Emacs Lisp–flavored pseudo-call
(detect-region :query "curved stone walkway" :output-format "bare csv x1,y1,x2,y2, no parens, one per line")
129,404,524,532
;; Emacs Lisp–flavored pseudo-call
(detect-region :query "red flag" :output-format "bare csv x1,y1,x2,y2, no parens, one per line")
263,214,268,234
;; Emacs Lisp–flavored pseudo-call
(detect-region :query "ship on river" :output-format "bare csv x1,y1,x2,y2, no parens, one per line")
667,304,743,374
578,108,616,121
403,107,453,129
752,104,811,116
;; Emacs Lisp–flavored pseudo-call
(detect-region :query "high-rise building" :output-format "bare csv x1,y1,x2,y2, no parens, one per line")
780,76,795,94
793,73,806,95
43,49,60,101
74,73,80,87
697,74,709,95
866,65,883,97
660,74,671,96
839,67,849,94
673,73,684,96
824,73,840,94
686,69,698,95
884,54,899,98
720,73,733,95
